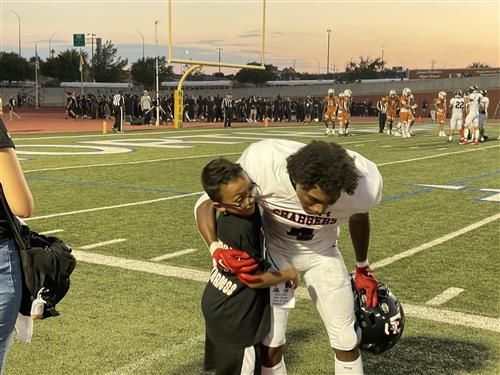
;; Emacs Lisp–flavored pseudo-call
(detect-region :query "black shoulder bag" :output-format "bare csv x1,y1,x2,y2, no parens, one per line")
0,188,77,319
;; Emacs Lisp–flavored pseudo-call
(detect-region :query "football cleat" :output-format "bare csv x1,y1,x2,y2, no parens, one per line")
352,279,405,355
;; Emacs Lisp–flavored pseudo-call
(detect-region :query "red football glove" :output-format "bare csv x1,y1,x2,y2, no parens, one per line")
355,265,378,308
212,248,259,274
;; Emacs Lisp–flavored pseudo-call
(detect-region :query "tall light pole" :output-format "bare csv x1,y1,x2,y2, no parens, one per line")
381,45,385,62
136,30,145,60
11,10,21,56
154,20,160,126
291,59,296,71
87,33,96,82
326,29,332,75
49,32,57,57
216,47,223,75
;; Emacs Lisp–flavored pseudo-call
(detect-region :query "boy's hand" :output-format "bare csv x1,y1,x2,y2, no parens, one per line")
212,248,259,274
355,265,378,308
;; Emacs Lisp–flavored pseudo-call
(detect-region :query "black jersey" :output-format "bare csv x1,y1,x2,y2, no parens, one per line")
201,205,270,348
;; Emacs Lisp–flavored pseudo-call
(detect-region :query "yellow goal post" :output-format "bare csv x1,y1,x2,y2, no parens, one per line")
167,0,267,128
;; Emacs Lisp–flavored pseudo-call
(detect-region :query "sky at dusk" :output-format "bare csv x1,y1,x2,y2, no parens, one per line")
0,0,498,74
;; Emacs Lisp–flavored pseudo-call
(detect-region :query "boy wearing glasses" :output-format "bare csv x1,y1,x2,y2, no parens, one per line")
199,158,298,375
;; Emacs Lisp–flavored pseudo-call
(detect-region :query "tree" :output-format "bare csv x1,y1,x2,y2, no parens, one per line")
130,57,174,87
344,56,385,82
280,67,296,80
92,40,127,82
0,52,31,82
40,49,87,82
234,62,277,85
468,62,490,68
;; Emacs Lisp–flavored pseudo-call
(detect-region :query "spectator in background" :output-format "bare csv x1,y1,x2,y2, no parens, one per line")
112,91,125,132
7,95,21,121
421,99,428,118
140,90,152,125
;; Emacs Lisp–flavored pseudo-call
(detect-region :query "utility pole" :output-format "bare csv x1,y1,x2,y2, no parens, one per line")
326,29,332,75
49,32,57,57
136,30,145,60
11,10,21,56
87,33,96,81
216,48,223,75
155,20,160,126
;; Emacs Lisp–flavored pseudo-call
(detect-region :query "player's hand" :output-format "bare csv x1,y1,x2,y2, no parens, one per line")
355,265,378,308
212,248,259,274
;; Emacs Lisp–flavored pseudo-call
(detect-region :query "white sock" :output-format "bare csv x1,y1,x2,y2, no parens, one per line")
463,128,469,139
262,358,287,375
334,355,363,375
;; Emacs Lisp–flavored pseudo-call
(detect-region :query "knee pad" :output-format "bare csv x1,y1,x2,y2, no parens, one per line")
336,325,359,351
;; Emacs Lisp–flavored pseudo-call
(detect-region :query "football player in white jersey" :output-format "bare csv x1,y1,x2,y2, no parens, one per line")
461,85,483,145
196,139,383,375
478,90,489,142
448,90,465,143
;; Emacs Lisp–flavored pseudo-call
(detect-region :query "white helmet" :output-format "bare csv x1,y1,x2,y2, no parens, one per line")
402,87,412,97
328,88,335,95
409,94,414,100
344,89,352,97
338,92,345,99
389,89,396,97
438,91,446,99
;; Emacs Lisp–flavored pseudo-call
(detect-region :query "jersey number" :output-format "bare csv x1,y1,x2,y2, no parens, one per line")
454,101,464,109
287,227,315,241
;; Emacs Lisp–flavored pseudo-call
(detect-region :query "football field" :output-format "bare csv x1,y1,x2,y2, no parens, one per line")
6,122,500,375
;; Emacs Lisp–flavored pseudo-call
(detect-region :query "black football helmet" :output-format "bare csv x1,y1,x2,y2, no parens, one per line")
480,89,487,96
354,281,405,355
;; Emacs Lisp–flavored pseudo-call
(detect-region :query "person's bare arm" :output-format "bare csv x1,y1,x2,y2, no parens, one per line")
239,267,299,289
0,148,34,217
195,198,218,248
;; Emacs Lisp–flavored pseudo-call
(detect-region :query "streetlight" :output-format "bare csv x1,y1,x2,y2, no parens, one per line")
381,45,385,62
216,47,223,75
87,33,96,82
154,20,159,126
326,29,332,75
10,10,21,56
49,32,57,58
291,59,296,71
136,30,145,60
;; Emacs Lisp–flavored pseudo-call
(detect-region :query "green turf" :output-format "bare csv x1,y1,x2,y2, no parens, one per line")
5,123,500,375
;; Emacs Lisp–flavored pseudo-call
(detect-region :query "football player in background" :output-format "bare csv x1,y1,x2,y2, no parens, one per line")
386,90,399,135
407,94,418,136
461,86,483,145
398,88,412,138
196,139,382,375
448,90,465,143
339,89,352,136
323,89,339,136
436,91,447,137
478,90,489,142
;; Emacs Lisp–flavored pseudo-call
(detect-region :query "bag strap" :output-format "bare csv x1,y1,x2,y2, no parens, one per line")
0,187,27,250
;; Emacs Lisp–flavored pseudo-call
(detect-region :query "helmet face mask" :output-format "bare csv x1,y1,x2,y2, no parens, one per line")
454,90,463,97
353,281,405,355
328,88,335,96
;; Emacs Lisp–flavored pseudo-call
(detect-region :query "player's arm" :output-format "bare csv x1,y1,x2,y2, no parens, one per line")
238,267,299,289
194,196,218,248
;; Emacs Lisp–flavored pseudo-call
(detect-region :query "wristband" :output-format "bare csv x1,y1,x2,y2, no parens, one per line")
209,240,224,256
356,259,369,268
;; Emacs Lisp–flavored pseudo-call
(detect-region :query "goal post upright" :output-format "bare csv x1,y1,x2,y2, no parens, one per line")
167,0,267,128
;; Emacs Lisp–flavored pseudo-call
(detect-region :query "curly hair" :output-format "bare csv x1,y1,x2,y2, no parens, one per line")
201,158,244,202
286,141,360,196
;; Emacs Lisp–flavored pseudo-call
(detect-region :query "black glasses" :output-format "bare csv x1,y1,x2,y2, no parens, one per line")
220,181,258,209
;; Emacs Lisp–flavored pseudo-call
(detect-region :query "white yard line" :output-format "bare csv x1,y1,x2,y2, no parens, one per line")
412,184,466,190
377,144,500,166
73,250,500,333
23,153,241,173
38,229,64,235
24,192,203,221
103,336,205,375
426,288,465,306
79,239,127,250
150,248,198,262
371,213,500,269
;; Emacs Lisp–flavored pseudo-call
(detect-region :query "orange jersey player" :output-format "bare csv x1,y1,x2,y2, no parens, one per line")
398,88,412,138
323,89,339,135
338,89,352,135
436,91,447,137
385,90,399,134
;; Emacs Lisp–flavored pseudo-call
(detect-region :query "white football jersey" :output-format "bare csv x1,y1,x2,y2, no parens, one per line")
467,92,483,113
236,139,383,255
481,97,490,114
450,97,465,118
